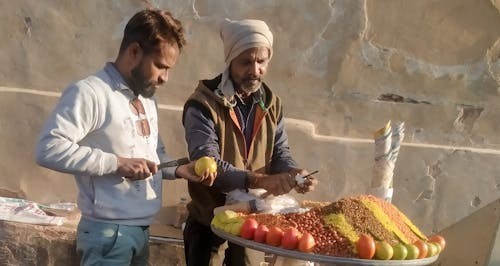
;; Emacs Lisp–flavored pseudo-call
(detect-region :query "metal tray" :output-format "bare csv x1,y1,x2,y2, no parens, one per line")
212,226,439,266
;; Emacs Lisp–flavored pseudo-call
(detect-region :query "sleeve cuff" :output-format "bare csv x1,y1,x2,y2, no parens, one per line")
102,153,119,175
161,166,178,180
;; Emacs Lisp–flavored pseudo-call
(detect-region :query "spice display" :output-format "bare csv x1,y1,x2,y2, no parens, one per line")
211,194,445,261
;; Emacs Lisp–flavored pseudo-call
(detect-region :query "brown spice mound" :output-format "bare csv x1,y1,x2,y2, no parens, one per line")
300,200,332,209
247,213,294,229
284,209,354,257
249,209,354,257
322,197,397,244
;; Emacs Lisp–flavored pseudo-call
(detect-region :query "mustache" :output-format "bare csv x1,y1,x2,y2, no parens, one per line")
242,76,261,82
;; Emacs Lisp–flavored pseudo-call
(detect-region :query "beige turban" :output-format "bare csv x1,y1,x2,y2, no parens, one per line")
216,19,274,106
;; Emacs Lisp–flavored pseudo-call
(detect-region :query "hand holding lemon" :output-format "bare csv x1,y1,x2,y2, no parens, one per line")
174,156,217,186
195,156,218,185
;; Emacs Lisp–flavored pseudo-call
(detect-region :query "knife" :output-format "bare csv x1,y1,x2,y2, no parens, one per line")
295,170,319,186
157,157,190,169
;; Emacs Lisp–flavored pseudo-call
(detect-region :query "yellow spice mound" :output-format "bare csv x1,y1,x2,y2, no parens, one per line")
321,195,425,246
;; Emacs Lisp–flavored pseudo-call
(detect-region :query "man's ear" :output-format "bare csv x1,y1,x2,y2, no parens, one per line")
127,42,142,60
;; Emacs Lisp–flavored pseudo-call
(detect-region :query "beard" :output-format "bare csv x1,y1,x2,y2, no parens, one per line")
130,64,157,98
236,76,262,96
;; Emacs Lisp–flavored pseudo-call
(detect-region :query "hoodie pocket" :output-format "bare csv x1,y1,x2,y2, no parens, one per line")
92,174,162,220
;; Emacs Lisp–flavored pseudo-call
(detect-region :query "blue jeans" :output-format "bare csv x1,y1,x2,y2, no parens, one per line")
76,217,149,266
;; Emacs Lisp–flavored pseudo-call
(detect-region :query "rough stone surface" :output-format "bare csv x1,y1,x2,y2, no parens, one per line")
0,216,186,266
149,241,185,266
0,221,78,266
0,0,499,264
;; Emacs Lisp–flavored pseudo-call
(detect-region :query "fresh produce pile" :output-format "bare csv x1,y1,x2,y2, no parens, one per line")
211,194,446,261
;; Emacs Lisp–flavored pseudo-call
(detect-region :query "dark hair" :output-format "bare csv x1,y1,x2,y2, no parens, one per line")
119,9,186,55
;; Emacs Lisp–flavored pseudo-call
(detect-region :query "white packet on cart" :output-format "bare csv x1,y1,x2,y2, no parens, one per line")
0,197,67,226
225,189,302,214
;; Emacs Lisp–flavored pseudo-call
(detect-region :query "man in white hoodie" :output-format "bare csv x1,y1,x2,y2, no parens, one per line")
35,9,213,266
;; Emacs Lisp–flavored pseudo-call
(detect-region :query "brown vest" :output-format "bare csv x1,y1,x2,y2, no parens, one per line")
184,79,282,225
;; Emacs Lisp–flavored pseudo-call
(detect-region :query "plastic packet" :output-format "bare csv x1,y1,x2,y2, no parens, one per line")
225,189,304,214
259,194,303,214
39,202,78,217
0,197,65,226
225,189,259,205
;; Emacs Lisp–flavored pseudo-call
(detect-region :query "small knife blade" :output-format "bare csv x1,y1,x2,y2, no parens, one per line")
157,157,190,169
295,170,319,186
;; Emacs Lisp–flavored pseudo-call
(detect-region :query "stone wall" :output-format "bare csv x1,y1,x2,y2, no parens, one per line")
0,219,187,266
0,0,499,263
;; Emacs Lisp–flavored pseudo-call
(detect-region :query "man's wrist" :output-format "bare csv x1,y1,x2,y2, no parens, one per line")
115,156,122,173
245,172,261,189
173,166,182,179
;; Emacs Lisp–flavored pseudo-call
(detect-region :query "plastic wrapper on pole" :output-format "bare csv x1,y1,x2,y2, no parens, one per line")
368,121,405,202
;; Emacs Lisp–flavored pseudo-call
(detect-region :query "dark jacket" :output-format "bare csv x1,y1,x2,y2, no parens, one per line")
182,75,296,225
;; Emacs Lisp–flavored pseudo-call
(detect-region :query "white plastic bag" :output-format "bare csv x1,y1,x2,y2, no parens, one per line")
225,189,302,214
0,197,71,226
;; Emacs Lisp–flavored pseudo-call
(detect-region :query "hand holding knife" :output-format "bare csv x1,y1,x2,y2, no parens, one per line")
157,157,190,169
293,170,319,194
295,170,319,186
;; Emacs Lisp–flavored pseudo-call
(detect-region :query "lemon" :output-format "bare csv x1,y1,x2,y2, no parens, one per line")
194,156,217,176
228,221,243,235
211,216,223,229
216,210,239,223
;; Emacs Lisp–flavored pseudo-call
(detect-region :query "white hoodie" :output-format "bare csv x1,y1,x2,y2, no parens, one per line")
35,63,174,225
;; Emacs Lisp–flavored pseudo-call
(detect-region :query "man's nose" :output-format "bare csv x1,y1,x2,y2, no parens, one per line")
158,71,168,84
249,63,260,75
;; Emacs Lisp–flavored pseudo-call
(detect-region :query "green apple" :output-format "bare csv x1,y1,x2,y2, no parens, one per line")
434,242,442,254
405,244,420,260
375,241,393,260
392,243,408,260
426,242,438,257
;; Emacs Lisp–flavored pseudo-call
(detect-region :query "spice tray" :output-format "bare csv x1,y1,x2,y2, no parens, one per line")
211,226,439,266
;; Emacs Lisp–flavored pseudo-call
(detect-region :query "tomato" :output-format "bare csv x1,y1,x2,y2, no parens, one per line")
428,235,446,251
375,241,393,260
281,227,300,250
266,226,284,246
413,239,428,259
357,233,375,259
298,232,316,253
239,218,258,240
253,224,269,243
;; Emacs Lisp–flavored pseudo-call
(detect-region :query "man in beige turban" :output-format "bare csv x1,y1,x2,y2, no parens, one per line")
182,19,318,265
